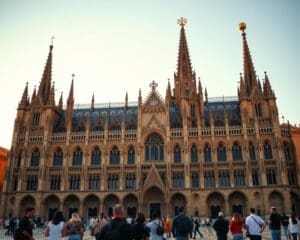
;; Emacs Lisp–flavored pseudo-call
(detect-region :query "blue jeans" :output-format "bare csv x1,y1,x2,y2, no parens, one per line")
68,234,81,240
233,233,243,240
283,226,289,238
271,230,281,240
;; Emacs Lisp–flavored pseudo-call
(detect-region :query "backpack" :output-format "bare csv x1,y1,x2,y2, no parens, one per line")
176,216,190,234
154,221,164,235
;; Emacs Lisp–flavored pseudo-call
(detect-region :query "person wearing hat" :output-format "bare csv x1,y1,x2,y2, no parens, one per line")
269,206,281,240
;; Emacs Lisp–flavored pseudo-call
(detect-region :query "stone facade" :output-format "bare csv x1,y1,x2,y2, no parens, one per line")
1,21,300,220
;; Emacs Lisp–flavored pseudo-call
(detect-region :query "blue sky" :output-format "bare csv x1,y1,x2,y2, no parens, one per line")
0,0,299,148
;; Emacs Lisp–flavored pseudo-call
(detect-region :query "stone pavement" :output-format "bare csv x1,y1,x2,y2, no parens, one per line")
0,227,279,240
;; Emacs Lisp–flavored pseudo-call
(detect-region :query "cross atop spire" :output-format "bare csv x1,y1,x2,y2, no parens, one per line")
177,17,187,27
149,80,158,91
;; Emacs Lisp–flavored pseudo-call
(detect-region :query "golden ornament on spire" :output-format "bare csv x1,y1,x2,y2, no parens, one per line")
177,17,187,27
238,22,247,32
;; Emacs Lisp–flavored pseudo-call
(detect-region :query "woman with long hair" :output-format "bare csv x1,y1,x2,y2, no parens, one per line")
133,212,150,240
229,212,244,240
289,213,299,240
45,211,65,240
63,212,84,240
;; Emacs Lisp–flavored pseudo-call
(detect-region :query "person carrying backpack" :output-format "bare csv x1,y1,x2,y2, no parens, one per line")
99,204,134,240
148,211,164,240
171,206,193,240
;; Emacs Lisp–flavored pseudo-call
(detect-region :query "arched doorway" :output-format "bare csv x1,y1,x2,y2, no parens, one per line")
123,194,138,218
290,192,300,215
143,187,165,218
44,195,60,220
229,191,247,216
269,191,284,214
207,192,225,219
83,195,100,219
170,193,187,217
63,195,80,219
254,192,262,216
103,194,119,217
19,196,36,216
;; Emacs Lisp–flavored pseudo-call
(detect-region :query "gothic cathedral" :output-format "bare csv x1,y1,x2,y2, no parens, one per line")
1,20,300,220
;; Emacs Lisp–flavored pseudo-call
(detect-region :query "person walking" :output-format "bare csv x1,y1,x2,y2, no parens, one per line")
164,217,171,239
14,207,35,240
269,206,281,240
148,211,164,240
213,212,229,240
93,212,108,240
171,206,193,240
229,212,244,240
245,208,265,240
133,212,149,240
192,216,203,239
45,211,65,240
64,212,84,240
289,213,299,240
282,213,290,240
99,204,134,240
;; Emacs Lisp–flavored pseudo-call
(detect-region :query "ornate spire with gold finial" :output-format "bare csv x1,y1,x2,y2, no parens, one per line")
174,17,196,100
37,36,54,105
238,23,257,96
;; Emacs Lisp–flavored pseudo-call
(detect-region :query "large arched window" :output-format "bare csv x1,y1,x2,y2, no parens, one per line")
283,142,292,161
127,146,135,164
91,146,101,165
217,142,227,161
174,144,181,163
249,142,256,160
72,147,83,166
204,143,211,162
190,144,198,163
31,148,40,167
145,133,164,161
110,146,120,165
264,140,273,160
53,147,63,166
232,142,243,161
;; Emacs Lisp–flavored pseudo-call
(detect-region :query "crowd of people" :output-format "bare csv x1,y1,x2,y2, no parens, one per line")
2,205,300,240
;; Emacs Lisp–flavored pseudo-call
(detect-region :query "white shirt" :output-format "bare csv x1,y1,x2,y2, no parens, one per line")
289,218,299,234
245,214,264,236
48,221,64,240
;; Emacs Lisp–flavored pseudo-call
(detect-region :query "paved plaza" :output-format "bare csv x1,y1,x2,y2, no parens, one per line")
0,226,278,240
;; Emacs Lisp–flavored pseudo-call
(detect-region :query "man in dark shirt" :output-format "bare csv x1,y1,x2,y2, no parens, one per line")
269,206,281,240
213,212,229,240
171,206,193,240
15,207,35,240
99,204,133,240
281,213,289,240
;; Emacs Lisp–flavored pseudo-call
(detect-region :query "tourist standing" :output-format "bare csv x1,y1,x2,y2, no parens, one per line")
229,212,244,240
148,211,164,240
14,207,35,240
64,212,84,240
282,213,290,240
289,213,299,240
213,212,229,240
171,206,193,240
269,207,281,240
45,211,65,240
93,212,108,240
133,212,149,240
245,208,265,240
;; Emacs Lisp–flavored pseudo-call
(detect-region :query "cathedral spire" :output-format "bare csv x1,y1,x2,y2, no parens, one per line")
48,81,55,105
37,38,54,105
239,23,257,96
198,77,203,95
58,92,63,110
19,82,29,108
91,93,95,111
263,71,275,98
67,74,74,105
174,17,195,100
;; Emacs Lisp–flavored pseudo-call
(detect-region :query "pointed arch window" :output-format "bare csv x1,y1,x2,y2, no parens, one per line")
217,142,227,161
53,148,63,166
190,144,198,163
264,141,273,160
145,133,164,161
204,143,212,162
127,146,135,164
255,103,263,117
249,142,256,160
283,142,292,161
232,142,243,161
32,112,41,126
31,148,40,167
174,144,181,163
72,147,83,166
110,146,120,165
91,146,101,165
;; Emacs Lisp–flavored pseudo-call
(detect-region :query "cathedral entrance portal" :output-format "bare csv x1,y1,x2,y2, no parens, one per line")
150,203,161,217
207,192,225,218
